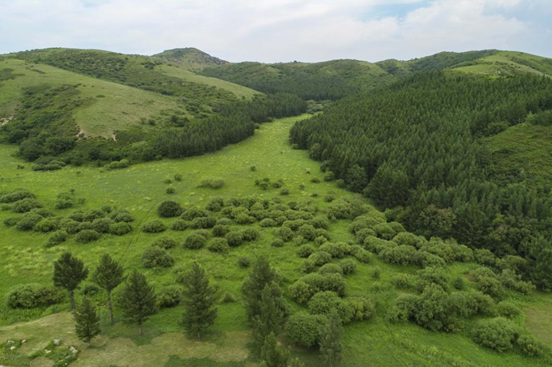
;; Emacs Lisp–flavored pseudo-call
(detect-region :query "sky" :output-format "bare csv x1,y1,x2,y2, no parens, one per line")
0,0,550,63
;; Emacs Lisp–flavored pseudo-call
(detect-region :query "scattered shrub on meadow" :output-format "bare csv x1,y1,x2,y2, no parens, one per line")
91,218,113,234
205,197,224,212
318,263,343,276
393,273,411,289
212,224,231,237
157,200,183,218
12,198,42,213
308,291,352,324
184,233,207,250
471,317,521,352
208,238,230,254
0,189,35,203
237,256,251,268
199,179,225,189
271,238,284,248
226,231,244,247
171,219,189,231
6,284,64,309
152,236,179,250
34,219,58,233
142,220,167,233
76,229,101,243
142,246,174,268
497,302,522,319
190,216,217,229
109,222,132,235
516,334,548,357
242,228,260,242
46,230,68,248
275,226,294,242
286,313,327,347
157,285,183,308
308,251,332,266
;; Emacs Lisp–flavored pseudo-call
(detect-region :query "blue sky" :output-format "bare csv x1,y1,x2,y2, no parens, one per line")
0,0,550,63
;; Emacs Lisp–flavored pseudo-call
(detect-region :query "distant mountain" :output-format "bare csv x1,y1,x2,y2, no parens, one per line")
153,47,229,72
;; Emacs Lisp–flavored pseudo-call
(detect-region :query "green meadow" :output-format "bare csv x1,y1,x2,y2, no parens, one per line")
1,115,551,367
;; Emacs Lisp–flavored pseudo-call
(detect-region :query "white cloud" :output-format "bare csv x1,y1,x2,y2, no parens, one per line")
0,0,549,62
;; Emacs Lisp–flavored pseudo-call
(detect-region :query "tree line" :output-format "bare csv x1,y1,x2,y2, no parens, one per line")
290,71,552,260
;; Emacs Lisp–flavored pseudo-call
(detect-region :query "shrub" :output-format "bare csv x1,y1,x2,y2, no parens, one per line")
226,231,244,247
319,243,342,258
497,302,522,319
237,256,251,268
318,263,343,276
222,292,237,303
76,229,101,243
297,224,316,241
478,276,506,300
297,245,316,258
308,291,352,324
77,222,94,232
275,226,294,242
107,159,130,169
46,230,68,248
310,178,321,183
171,220,189,231
184,233,207,249
309,251,332,266
471,317,521,352
3,217,20,227
364,236,396,254
205,197,224,212
347,297,376,321
142,220,167,233
259,218,277,228
34,219,57,233
353,249,371,264
286,313,327,347
217,218,232,226
109,222,132,235
157,201,182,218
181,207,209,221
15,213,43,231
393,274,411,289
0,189,35,203
157,285,183,308
208,238,230,254
453,277,465,290
380,245,417,265
416,267,449,293
110,209,134,223
142,246,174,268
6,284,64,309
212,224,231,237
55,192,75,209
271,238,284,248
153,236,179,249
289,280,315,305
190,216,217,229
338,259,357,275
242,228,260,242
300,273,346,297
174,174,183,181
12,198,42,213
516,335,547,357
372,267,381,280
199,179,225,189
474,249,497,267
392,232,422,248
373,223,395,240
90,218,113,234
296,259,314,273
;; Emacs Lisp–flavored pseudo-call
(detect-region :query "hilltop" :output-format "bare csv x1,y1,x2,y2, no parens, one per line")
153,47,229,72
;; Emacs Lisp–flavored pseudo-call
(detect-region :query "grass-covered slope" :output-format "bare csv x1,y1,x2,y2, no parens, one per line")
153,47,229,71
201,59,396,100
0,116,551,366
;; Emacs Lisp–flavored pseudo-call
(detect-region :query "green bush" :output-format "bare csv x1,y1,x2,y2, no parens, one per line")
208,238,230,254
308,291,352,323
275,226,294,242
153,236,179,249
157,285,183,308
271,238,284,248
338,259,357,275
171,219,189,231
46,230,68,248
3,217,20,227
184,233,207,249
516,334,547,357
142,220,167,233
318,263,343,275
34,219,57,233
205,197,224,212
0,189,35,203
91,218,113,234
199,179,225,189
157,200,182,218
416,267,449,293
380,245,417,265
347,297,376,321
110,209,134,223
497,302,522,319
393,274,411,289
142,246,175,268
212,224,231,237
190,216,217,229
226,231,244,247
6,284,64,309
237,256,251,268
392,232,422,248
181,207,209,221
12,198,43,213
259,218,277,227
76,229,101,243
242,228,260,241
353,248,371,264
297,245,316,258
471,317,521,352
289,281,315,305
478,276,506,300
286,313,327,347
308,251,332,266
319,243,344,258
15,213,43,231
109,222,132,235
300,273,346,296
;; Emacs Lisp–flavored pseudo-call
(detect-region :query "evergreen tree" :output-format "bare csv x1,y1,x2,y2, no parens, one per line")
119,270,157,335
530,238,552,291
252,284,285,348
91,253,124,325
181,262,218,339
320,310,343,367
242,257,286,320
261,332,290,367
53,252,88,314
75,297,101,344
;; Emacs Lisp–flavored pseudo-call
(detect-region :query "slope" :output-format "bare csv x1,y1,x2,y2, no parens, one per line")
201,59,396,100
152,47,229,71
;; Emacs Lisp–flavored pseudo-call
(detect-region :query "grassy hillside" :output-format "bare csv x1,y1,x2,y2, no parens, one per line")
377,50,552,78
201,59,396,100
0,58,183,138
0,116,551,367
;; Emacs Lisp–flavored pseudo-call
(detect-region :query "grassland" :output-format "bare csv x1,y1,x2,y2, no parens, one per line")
0,115,551,367
452,51,552,77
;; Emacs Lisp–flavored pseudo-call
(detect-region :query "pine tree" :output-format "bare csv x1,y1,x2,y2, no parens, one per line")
181,262,218,339
252,284,284,348
320,310,343,367
75,297,101,344
92,254,125,325
53,252,89,314
242,257,286,320
530,238,552,291
261,332,290,367
119,270,157,335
